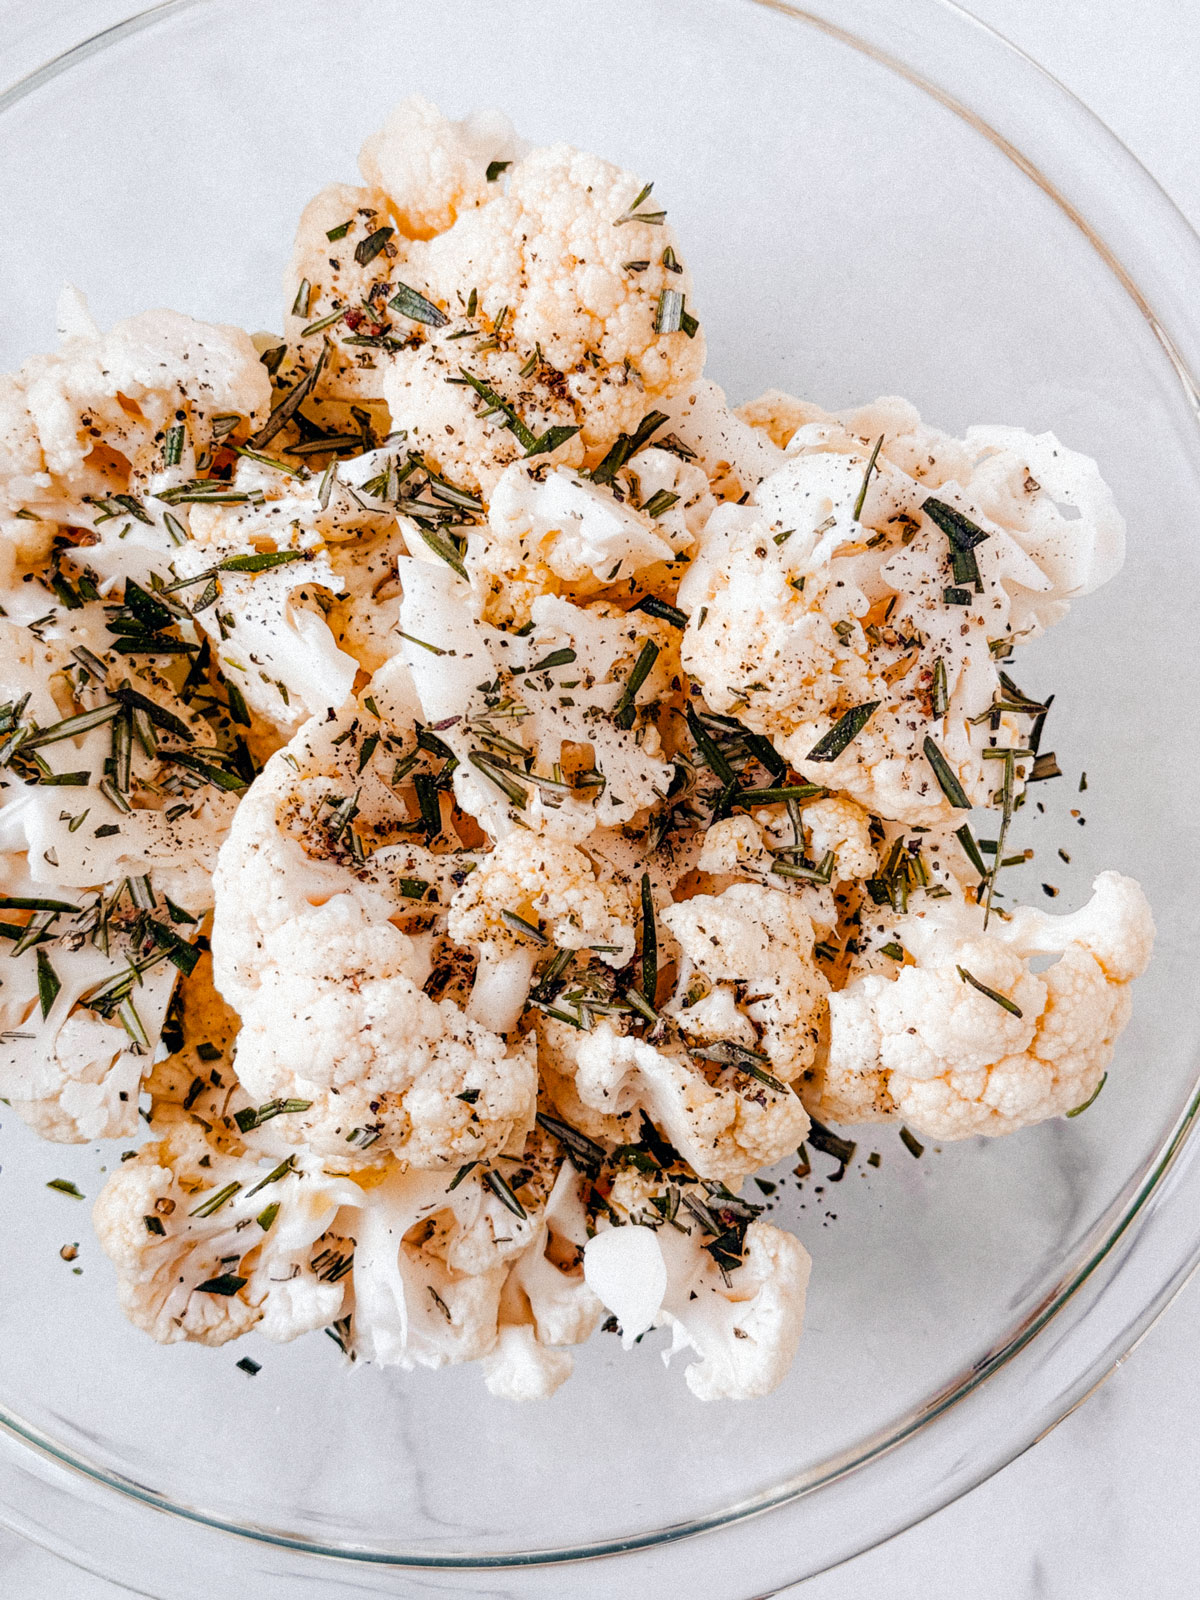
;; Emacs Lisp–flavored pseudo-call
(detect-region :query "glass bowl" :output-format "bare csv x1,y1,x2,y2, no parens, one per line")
2,1,1199,1594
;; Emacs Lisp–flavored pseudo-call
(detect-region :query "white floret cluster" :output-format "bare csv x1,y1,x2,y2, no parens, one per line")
0,101,1152,1404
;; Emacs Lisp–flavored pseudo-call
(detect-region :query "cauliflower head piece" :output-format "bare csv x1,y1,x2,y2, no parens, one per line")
811,871,1154,1138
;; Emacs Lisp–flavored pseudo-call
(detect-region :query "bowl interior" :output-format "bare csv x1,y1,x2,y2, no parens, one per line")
1,0,1198,1563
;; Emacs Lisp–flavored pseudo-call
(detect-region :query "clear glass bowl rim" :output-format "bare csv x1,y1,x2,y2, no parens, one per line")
1,0,1199,1593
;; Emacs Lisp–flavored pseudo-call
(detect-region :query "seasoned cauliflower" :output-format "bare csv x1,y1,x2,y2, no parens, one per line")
397,560,678,838
810,872,1154,1138
662,882,830,1080
0,96,1154,1412
92,1113,363,1346
466,447,712,625
539,1017,809,1186
0,302,271,520
583,1193,810,1399
679,402,1125,826
227,895,538,1169
447,830,635,1032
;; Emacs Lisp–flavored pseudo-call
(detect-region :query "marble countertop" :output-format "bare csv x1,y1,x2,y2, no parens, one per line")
2,1,1199,1595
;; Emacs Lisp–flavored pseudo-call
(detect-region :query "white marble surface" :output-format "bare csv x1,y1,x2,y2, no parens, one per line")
2,1,1200,1596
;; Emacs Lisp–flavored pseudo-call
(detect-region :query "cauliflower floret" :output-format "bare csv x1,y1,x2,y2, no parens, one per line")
398,560,677,838
401,143,704,449
582,1207,810,1400
662,883,830,1080
484,1157,603,1398
736,388,825,451
811,871,1154,1137
349,1159,541,1370
1,958,176,1143
360,97,524,241
660,379,786,499
657,1218,810,1400
281,101,523,401
467,448,711,624
228,895,537,1168
209,656,450,1008
382,329,587,499
170,533,358,732
680,404,1125,826
0,304,270,519
541,1017,809,1186
0,600,236,1141
447,831,635,1033
92,1114,363,1346
800,796,877,880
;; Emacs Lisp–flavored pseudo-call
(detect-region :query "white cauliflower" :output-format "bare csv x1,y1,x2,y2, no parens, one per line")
360,97,525,241
812,871,1154,1138
282,100,523,401
348,1159,542,1370
655,1217,810,1400
0,596,235,1141
662,883,830,1080
484,1157,603,1399
660,378,787,498
447,831,635,1033
227,895,537,1169
583,1195,810,1399
679,400,1125,826
540,1017,809,1186
389,141,705,465
467,448,711,625
0,303,271,520
92,1113,363,1346
210,668,537,1168
398,559,677,838
209,656,447,1007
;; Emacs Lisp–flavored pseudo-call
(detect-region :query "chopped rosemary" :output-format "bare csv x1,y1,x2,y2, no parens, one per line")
640,871,657,1005
389,282,449,327
500,909,547,946
326,220,351,241
163,423,185,467
612,640,659,729
416,525,468,579
486,159,511,182
852,434,884,522
301,308,345,338
524,423,581,458
35,947,61,1017
483,1166,527,1219
806,1118,856,1168
457,366,535,449
899,1126,925,1159
633,595,687,628
233,1098,313,1133
654,289,684,335
1066,1073,1107,1117
190,1181,242,1218
590,410,668,486
246,1156,295,1198
955,823,987,877
194,1274,246,1296
805,702,879,763
922,736,971,808
931,656,949,717
354,225,394,266
535,1111,606,1174
248,341,328,449
1028,751,1061,782
956,964,1023,1017
46,1178,84,1199
641,489,679,519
